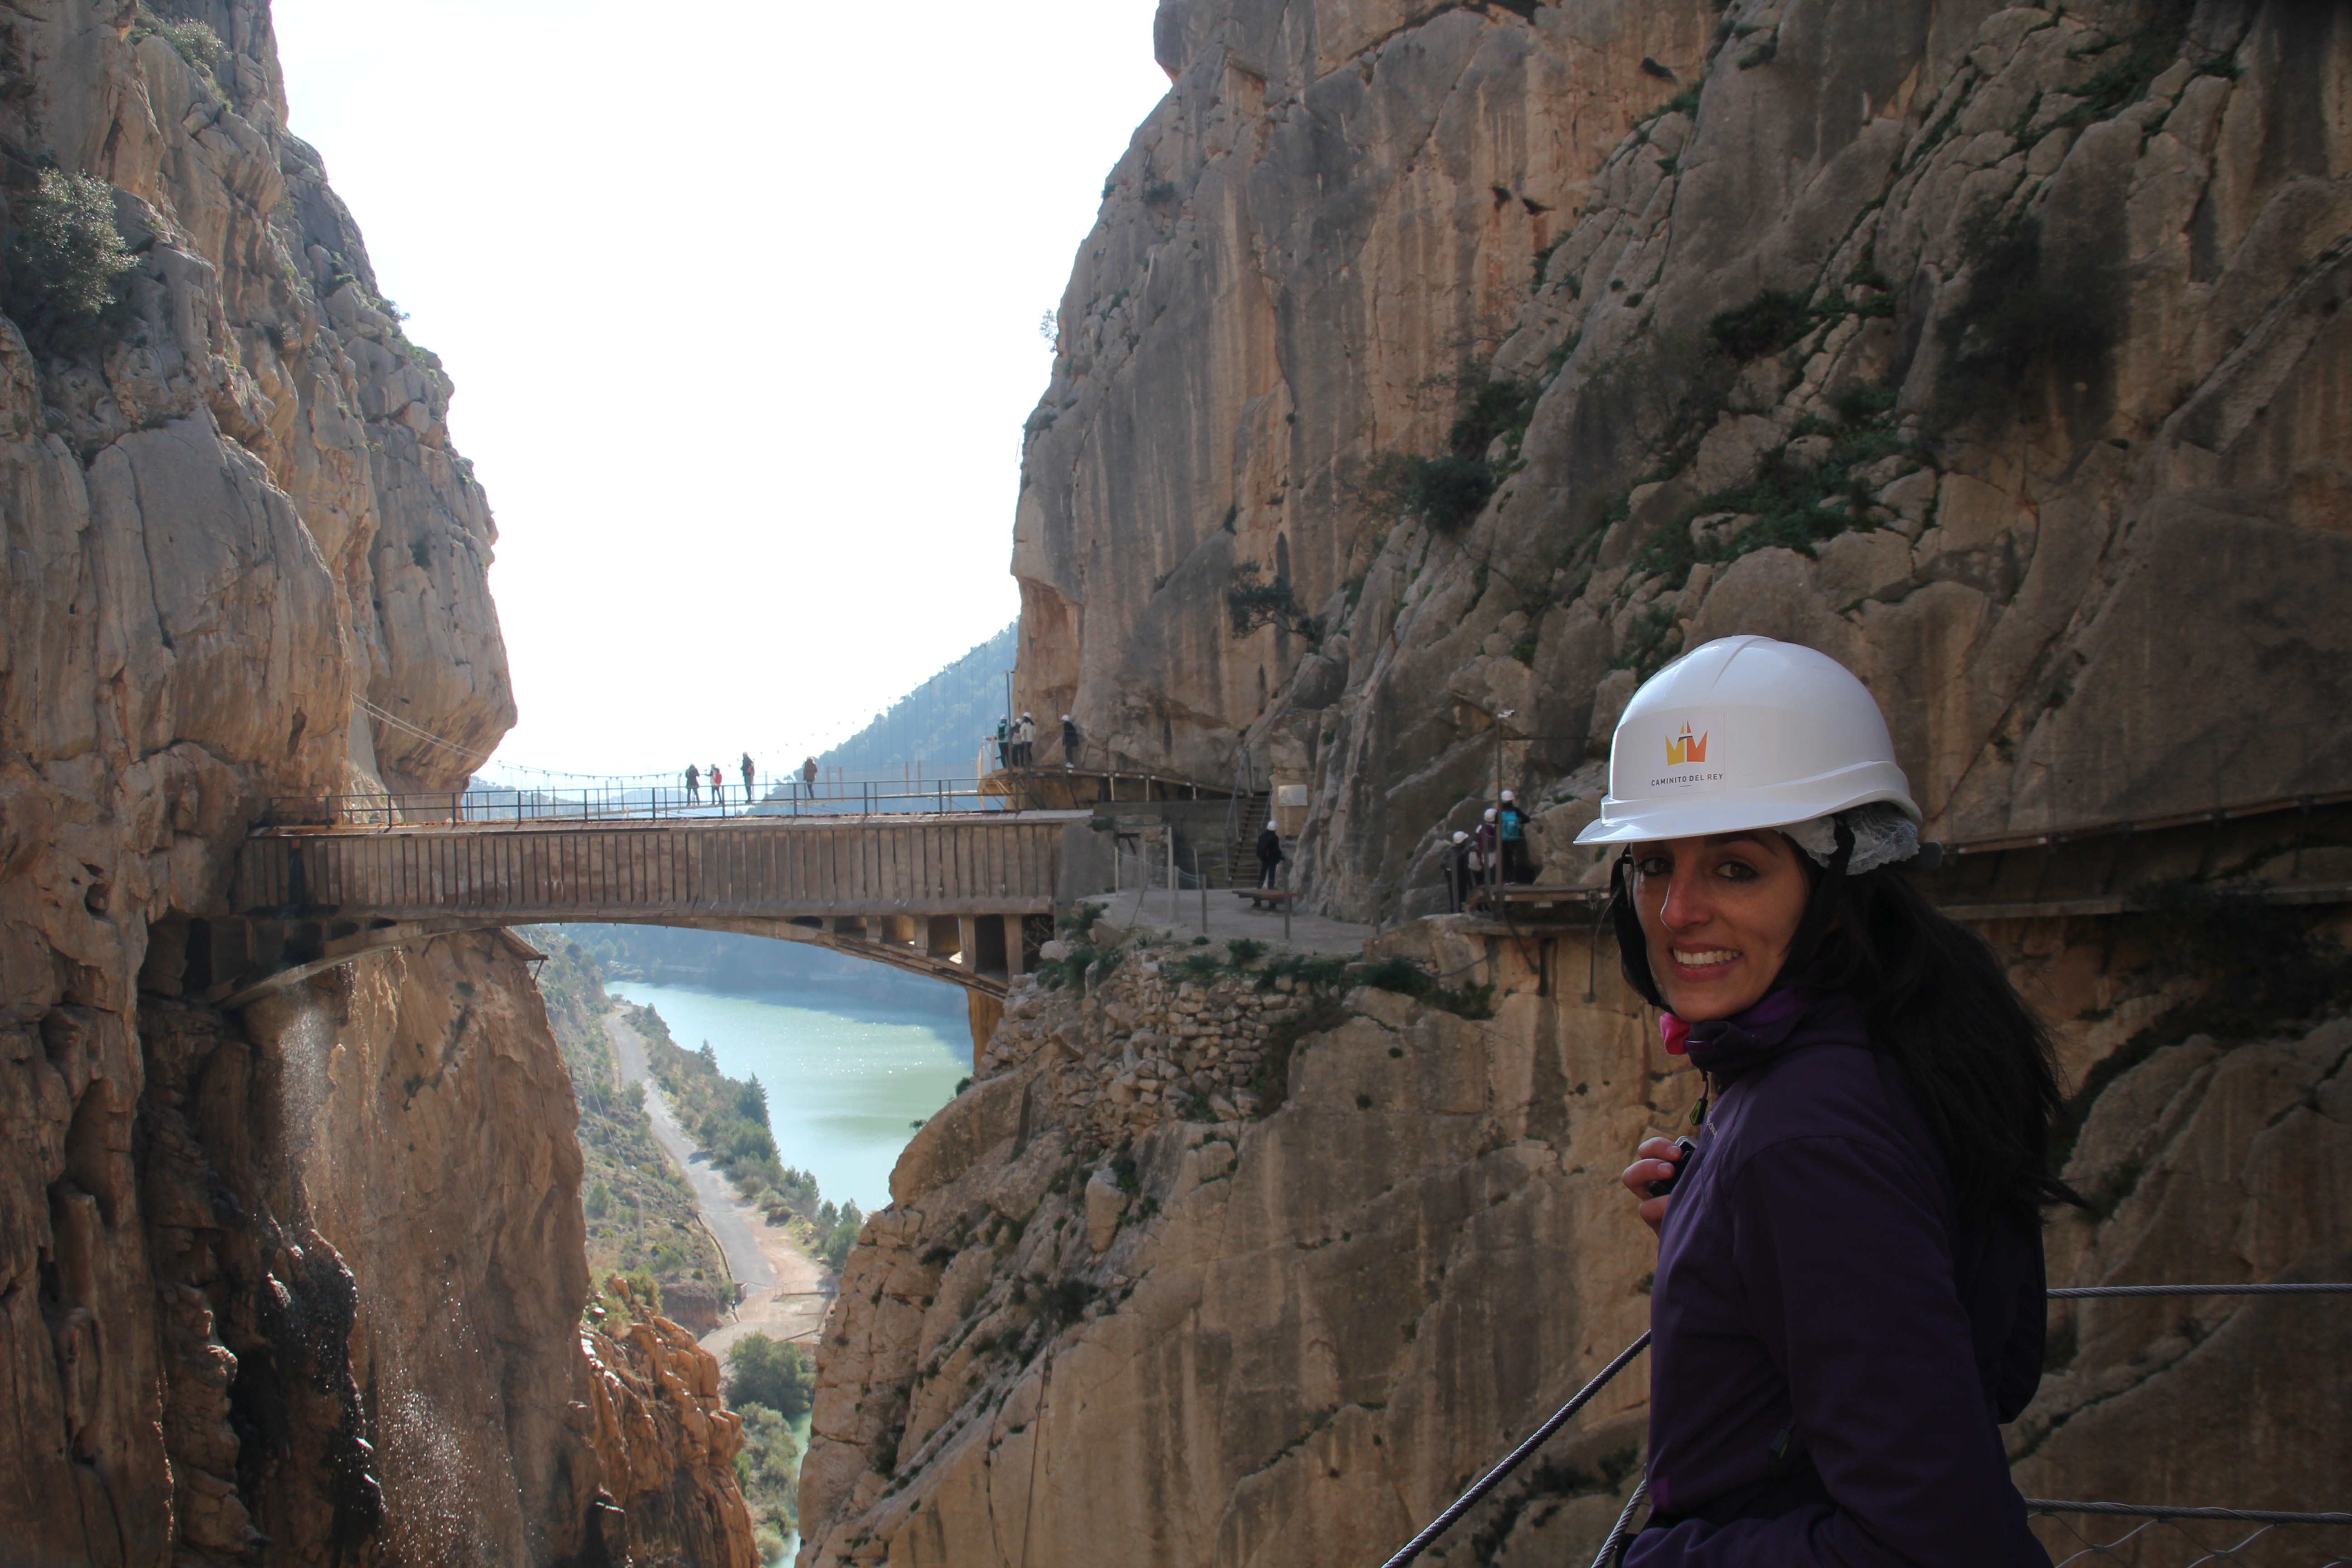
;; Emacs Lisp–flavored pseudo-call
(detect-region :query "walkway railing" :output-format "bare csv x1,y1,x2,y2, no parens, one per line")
268,780,1014,827
268,765,1241,829
1375,1283,2352,1568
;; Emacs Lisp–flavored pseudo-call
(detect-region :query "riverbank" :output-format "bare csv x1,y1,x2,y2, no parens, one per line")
602,978,968,1214
605,1009,833,1355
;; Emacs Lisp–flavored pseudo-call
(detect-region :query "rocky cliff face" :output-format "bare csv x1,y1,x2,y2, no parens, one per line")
1015,0,2351,924
585,1305,762,1568
0,3,745,1562
798,914,2349,1566
826,1,2352,1560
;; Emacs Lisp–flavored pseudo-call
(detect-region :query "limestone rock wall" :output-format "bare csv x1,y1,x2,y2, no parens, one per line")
1016,0,1719,786
798,924,1667,1568
585,1309,762,1568
1015,0,2352,927
0,2,731,1563
799,916,2351,1567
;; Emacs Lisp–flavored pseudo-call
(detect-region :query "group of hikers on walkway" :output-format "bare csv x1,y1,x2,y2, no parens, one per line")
993,711,1083,771
683,754,820,809
1444,789,1535,910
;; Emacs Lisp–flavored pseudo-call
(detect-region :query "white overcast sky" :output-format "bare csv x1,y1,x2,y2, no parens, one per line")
271,0,1169,782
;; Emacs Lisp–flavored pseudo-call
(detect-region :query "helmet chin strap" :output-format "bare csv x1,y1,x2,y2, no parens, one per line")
1776,813,1854,989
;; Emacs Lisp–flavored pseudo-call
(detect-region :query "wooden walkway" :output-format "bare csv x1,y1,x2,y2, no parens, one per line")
206,811,1094,1005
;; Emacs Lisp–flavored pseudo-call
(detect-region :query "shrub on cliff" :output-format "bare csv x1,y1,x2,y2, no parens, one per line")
1706,288,1817,360
727,1333,815,1420
3,169,138,352
1361,450,1497,535
1225,562,1324,641
129,12,227,73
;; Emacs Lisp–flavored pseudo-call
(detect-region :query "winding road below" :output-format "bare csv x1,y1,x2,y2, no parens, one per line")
605,1009,831,1356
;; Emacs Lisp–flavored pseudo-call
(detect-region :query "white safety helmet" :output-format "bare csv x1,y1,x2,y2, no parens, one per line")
1575,635,1919,852
1062,714,1072,721
1501,789,1516,803
1266,819,1278,831
1451,830,1470,844
1483,808,1498,823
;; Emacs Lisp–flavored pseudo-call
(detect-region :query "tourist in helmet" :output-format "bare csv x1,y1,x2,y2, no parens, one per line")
1581,635,2069,1567
1472,808,1499,896
1446,829,1474,911
1255,818,1284,889
1497,787,1531,883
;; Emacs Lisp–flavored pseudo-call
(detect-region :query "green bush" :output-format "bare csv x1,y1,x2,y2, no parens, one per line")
1829,383,1899,425
735,1402,803,1537
1446,378,1538,458
129,12,226,71
1361,450,1499,535
1166,951,1224,984
4,169,137,348
1707,289,1816,360
820,1200,865,1268
1359,956,1435,997
726,1333,816,1421
1359,956,1499,1020
1226,561,1324,640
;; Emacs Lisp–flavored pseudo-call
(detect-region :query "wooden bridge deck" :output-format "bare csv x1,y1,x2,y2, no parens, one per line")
212,810,1094,1005
239,812,1074,921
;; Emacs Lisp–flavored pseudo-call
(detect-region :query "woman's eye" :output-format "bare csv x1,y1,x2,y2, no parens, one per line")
1634,856,1670,877
1718,860,1759,882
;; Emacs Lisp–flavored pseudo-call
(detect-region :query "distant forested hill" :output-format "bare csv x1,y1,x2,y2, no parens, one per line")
817,621,1014,774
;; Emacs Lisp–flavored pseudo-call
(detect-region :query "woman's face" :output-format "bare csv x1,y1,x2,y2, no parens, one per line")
1631,831,1812,1020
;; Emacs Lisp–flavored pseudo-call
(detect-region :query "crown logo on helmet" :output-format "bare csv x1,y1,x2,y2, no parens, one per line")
1666,723,1709,766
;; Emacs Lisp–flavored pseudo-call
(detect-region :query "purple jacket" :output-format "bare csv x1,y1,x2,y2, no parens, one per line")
1625,990,2049,1567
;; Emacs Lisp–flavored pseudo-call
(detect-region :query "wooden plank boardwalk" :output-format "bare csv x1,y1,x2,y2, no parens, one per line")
239,813,1069,921
221,811,1088,1002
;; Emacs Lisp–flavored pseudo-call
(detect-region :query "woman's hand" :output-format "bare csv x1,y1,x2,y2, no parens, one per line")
1622,1137,1683,1236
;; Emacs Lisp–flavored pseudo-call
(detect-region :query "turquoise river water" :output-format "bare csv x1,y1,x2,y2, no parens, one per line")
602,979,971,1214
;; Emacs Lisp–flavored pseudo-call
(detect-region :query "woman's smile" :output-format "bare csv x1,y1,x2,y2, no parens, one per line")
1632,830,1814,1019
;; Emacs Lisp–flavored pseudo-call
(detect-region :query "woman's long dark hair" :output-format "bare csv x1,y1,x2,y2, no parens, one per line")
1610,846,2075,1227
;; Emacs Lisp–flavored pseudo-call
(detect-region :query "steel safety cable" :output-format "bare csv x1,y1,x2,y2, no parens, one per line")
1377,1332,1652,1568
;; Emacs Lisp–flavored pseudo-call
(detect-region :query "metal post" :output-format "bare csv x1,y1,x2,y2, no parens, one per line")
1196,847,1207,935
1284,859,1292,944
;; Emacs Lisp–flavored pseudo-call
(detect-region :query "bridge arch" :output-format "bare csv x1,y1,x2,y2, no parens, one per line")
177,809,1103,1031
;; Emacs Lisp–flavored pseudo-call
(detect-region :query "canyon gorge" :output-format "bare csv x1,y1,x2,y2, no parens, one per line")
0,0,2344,1565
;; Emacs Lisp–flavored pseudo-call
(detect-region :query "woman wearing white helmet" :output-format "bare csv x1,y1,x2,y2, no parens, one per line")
1579,635,2069,1567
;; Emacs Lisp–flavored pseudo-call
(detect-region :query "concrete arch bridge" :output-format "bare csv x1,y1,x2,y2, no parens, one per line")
161,808,1108,1027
